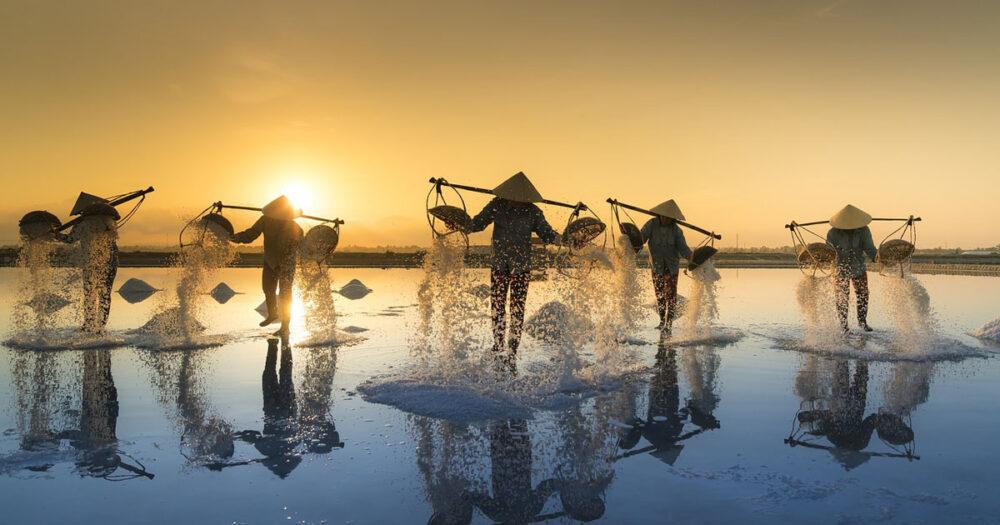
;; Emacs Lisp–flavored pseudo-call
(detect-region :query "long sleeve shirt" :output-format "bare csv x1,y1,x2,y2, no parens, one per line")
469,197,559,274
826,227,877,278
233,216,303,270
640,218,692,276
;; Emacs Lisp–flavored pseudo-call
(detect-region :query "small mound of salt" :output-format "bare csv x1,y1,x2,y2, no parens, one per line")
467,284,491,298
973,317,1000,342
209,282,238,304
22,293,71,314
255,301,270,317
118,277,157,294
338,279,373,300
524,301,594,343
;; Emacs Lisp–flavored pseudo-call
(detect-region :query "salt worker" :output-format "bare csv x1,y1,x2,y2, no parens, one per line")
231,196,303,336
469,172,560,358
827,205,878,332
60,202,121,334
639,200,692,332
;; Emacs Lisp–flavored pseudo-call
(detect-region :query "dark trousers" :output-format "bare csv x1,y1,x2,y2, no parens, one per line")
83,247,118,332
651,271,679,326
835,271,869,329
491,270,530,353
263,263,296,330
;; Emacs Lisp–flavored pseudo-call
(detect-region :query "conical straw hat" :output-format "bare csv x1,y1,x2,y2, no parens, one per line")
830,204,872,229
493,172,543,203
650,199,685,221
262,195,302,220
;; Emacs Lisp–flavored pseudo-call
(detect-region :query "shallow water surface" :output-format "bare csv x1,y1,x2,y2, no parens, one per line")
1,268,998,524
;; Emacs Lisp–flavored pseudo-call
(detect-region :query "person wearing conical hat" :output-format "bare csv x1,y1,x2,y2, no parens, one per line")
232,196,304,336
639,199,692,331
60,202,122,334
826,205,878,332
468,172,560,357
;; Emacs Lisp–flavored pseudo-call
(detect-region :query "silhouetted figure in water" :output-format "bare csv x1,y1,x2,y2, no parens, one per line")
56,351,152,480
638,200,691,333
61,204,121,333
232,195,303,337
469,173,560,358
467,419,558,523
826,205,878,332
619,337,714,464
238,338,301,477
796,360,876,470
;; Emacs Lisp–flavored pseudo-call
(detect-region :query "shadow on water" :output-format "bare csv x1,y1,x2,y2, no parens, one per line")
206,338,345,477
1,349,154,481
786,356,924,469
413,332,725,524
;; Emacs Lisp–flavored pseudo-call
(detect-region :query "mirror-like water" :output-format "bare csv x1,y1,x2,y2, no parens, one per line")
1,267,998,524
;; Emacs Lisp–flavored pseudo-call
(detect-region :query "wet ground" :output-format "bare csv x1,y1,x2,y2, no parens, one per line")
1,267,999,524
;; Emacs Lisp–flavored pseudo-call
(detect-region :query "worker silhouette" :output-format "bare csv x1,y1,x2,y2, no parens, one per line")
638,200,692,332
469,172,560,358
826,205,878,332
232,195,303,336
60,202,121,333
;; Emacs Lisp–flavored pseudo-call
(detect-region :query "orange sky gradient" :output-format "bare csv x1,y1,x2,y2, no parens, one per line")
2,1,998,249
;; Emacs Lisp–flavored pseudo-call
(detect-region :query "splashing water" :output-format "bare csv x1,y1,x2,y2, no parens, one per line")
679,261,721,339
71,216,118,333
413,236,485,373
796,274,840,346
138,219,235,348
972,317,1000,342
880,272,937,351
608,237,645,338
296,260,357,347
10,238,70,341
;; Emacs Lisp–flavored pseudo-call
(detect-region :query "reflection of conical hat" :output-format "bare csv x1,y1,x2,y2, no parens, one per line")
650,200,685,221
830,204,872,229
262,195,301,220
493,172,543,203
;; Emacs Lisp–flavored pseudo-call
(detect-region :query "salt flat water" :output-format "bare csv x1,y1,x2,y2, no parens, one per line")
1,267,999,524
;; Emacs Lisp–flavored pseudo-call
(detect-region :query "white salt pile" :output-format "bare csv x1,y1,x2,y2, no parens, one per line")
208,282,237,304
118,278,156,294
524,301,594,344
972,317,1000,342
466,283,491,299
255,301,270,318
21,293,71,315
338,279,373,300
118,278,158,303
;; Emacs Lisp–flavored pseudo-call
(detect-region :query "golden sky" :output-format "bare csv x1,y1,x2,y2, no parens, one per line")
2,1,998,248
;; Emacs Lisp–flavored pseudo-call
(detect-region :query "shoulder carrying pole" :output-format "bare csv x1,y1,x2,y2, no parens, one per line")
429,177,587,211
606,198,722,240
785,216,921,230
213,201,345,225
57,186,155,232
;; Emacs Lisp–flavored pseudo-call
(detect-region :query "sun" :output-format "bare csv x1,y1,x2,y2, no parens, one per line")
280,181,314,213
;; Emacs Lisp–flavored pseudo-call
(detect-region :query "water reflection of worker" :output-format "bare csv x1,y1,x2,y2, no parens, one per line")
468,173,560,357
61,204,121,333
873,362,930,451
682,346,722,430
796,360,876,470
238,338,301,478
59,350,153,480
618,338,711,464
639,200,691,332
467,419,558,523
826,205,878,333
298,345,345,455
231,195,303,337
